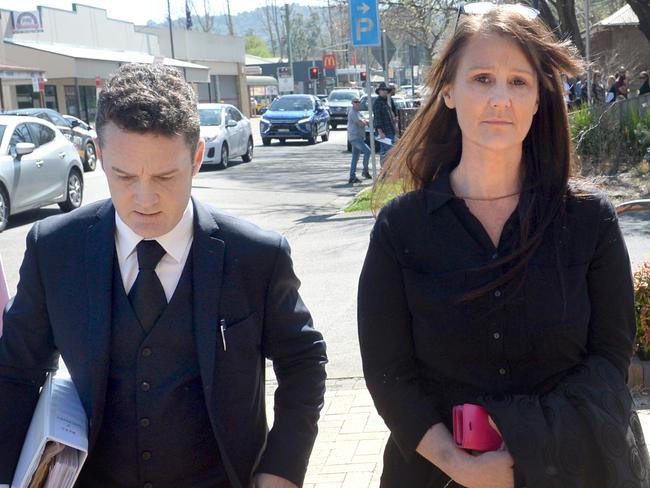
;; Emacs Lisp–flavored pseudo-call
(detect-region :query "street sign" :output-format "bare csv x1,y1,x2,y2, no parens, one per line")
322,54,337,71
349,0,380,47
372,34,395,70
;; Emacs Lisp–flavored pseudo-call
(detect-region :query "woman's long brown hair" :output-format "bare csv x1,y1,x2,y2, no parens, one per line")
374,8,584,298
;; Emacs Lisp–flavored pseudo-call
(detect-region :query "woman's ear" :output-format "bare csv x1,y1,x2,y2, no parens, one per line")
442,85,455,109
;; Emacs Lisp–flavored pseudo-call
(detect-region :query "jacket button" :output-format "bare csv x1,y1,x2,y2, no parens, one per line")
493,332,501,340
142,347,152,357
140,418,150,428
144,483,153,488
499,368,507,375
494,290,502,298
142,451,152,461
141,382,151,392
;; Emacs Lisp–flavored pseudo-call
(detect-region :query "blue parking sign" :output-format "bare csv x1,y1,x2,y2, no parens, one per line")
349,0,380,47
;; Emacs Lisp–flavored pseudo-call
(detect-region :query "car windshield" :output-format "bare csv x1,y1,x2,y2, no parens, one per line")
270,97,313,111
199,109,222,126
360,96,376,111
328,91,358,102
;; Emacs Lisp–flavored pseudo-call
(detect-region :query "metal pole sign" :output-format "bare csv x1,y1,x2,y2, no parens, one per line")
365,48,377,178
349,0,381,47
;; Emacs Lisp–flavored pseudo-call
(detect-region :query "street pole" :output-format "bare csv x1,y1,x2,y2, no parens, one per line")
585,0,592,106
382,30,389,84
312,59,317,96
366,47,377,178
167,0,175,59
284,3,295,93
409,46,415,97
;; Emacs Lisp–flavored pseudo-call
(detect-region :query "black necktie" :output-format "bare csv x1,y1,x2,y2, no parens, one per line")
129,240,167,332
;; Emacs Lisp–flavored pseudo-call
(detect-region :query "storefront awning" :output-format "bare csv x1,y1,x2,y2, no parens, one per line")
246,75,279,87
3,39,210,82
0,64,44,81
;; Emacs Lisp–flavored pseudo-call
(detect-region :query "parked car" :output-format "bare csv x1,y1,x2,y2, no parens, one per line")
0,115,84,232
327,89,363,129
62,114,98,172
198,103,254,169
260,95,330,145
4,108,96,172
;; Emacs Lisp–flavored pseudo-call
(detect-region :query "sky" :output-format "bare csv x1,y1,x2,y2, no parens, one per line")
0,0,327,25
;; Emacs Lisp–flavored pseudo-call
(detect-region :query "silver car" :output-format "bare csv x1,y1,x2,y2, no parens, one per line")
0,115,84,232
198,103,254,169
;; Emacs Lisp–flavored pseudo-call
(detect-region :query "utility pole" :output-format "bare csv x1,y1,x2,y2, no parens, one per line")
284,3,294,93
167,0,176,59
382,30,389,84
585,0,592,105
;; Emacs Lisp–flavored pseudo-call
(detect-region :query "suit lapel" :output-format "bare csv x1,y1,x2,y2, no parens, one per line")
191,198,225,413
84,200,115,449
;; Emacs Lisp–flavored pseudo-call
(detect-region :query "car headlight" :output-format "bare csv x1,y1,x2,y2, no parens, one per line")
298,117,311,125
203,134,219,142
261,117,270,124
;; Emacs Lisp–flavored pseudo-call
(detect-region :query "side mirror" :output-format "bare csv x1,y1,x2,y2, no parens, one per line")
226,120,237,128
15,142,36,158
69,119,80,128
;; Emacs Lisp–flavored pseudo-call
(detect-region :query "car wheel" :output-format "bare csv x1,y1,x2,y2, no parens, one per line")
308,127,317,145
262,137,271,146
83,142,97,172
0,186,9,232
279,138,286,145
322,126,330,142
220,144,229,169
59,169,83,212
242,137,254,162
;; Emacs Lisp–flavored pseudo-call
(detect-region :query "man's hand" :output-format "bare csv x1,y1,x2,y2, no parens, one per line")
253,473,298,488
378,129,385,138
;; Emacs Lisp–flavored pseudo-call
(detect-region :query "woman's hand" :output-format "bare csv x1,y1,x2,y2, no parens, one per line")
451,447,515,488
416,420,514,488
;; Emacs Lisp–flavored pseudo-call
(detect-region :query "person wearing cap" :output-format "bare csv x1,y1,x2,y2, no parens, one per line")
372,82,398,165
347,97,372,183
640,71,650,96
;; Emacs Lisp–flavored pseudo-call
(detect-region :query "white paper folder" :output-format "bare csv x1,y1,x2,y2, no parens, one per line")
11,374,88,488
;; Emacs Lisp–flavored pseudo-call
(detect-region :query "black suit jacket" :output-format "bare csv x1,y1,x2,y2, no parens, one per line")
0,198,327,487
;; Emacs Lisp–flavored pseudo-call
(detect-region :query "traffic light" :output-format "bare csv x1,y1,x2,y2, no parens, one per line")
309,67,319,80
360,71,367,82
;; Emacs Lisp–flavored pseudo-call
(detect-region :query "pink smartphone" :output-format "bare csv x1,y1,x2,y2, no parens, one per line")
452,403,502,452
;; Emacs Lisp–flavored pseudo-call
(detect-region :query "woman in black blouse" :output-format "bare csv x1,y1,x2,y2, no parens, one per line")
358,5,650,488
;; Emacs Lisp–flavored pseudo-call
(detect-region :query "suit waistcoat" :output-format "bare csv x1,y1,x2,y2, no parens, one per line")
77,250,228,488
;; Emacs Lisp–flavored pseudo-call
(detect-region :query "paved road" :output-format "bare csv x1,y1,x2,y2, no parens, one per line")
0,119,648,379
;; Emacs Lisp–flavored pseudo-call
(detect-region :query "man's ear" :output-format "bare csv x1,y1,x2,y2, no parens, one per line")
442,85,455,109
192,139,204,176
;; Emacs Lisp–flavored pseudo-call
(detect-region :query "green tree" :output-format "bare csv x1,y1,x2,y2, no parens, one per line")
245,32,273,58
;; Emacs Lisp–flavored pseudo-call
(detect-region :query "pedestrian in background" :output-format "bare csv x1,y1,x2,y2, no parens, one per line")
358,4,649,487
606,74,617,103
640,71,650,96
0,63,327,488
372,82,397,165
347,97,371,184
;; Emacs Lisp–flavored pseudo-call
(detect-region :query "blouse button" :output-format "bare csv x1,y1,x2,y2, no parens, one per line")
499,368,507,375
493,332,501,340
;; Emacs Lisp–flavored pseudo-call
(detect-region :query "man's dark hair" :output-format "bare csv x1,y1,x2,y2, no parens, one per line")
96,63,200,152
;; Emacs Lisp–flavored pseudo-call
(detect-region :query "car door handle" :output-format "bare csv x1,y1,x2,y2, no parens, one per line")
36,160,45,168
58,152,66,159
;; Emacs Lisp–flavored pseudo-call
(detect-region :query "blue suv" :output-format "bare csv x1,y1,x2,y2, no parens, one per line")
260,95,330,145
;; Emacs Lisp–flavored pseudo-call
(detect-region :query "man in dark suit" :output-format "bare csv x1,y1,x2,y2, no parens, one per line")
0,64,327,488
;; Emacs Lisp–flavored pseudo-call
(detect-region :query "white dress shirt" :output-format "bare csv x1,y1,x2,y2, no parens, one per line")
115,201,194,302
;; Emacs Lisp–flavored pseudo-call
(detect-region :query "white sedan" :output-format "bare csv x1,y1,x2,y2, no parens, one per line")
198,103,254,168
0,115,84,232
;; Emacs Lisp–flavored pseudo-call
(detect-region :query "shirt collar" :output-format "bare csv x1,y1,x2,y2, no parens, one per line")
424,170,455,214
115,200,194,263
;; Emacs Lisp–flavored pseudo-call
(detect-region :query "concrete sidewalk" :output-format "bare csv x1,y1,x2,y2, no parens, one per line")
266,378,650,488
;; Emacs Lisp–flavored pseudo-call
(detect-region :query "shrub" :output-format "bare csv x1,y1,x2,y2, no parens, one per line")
634,261,650,359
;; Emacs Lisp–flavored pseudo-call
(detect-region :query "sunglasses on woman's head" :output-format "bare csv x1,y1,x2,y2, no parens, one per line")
454,2,540,33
